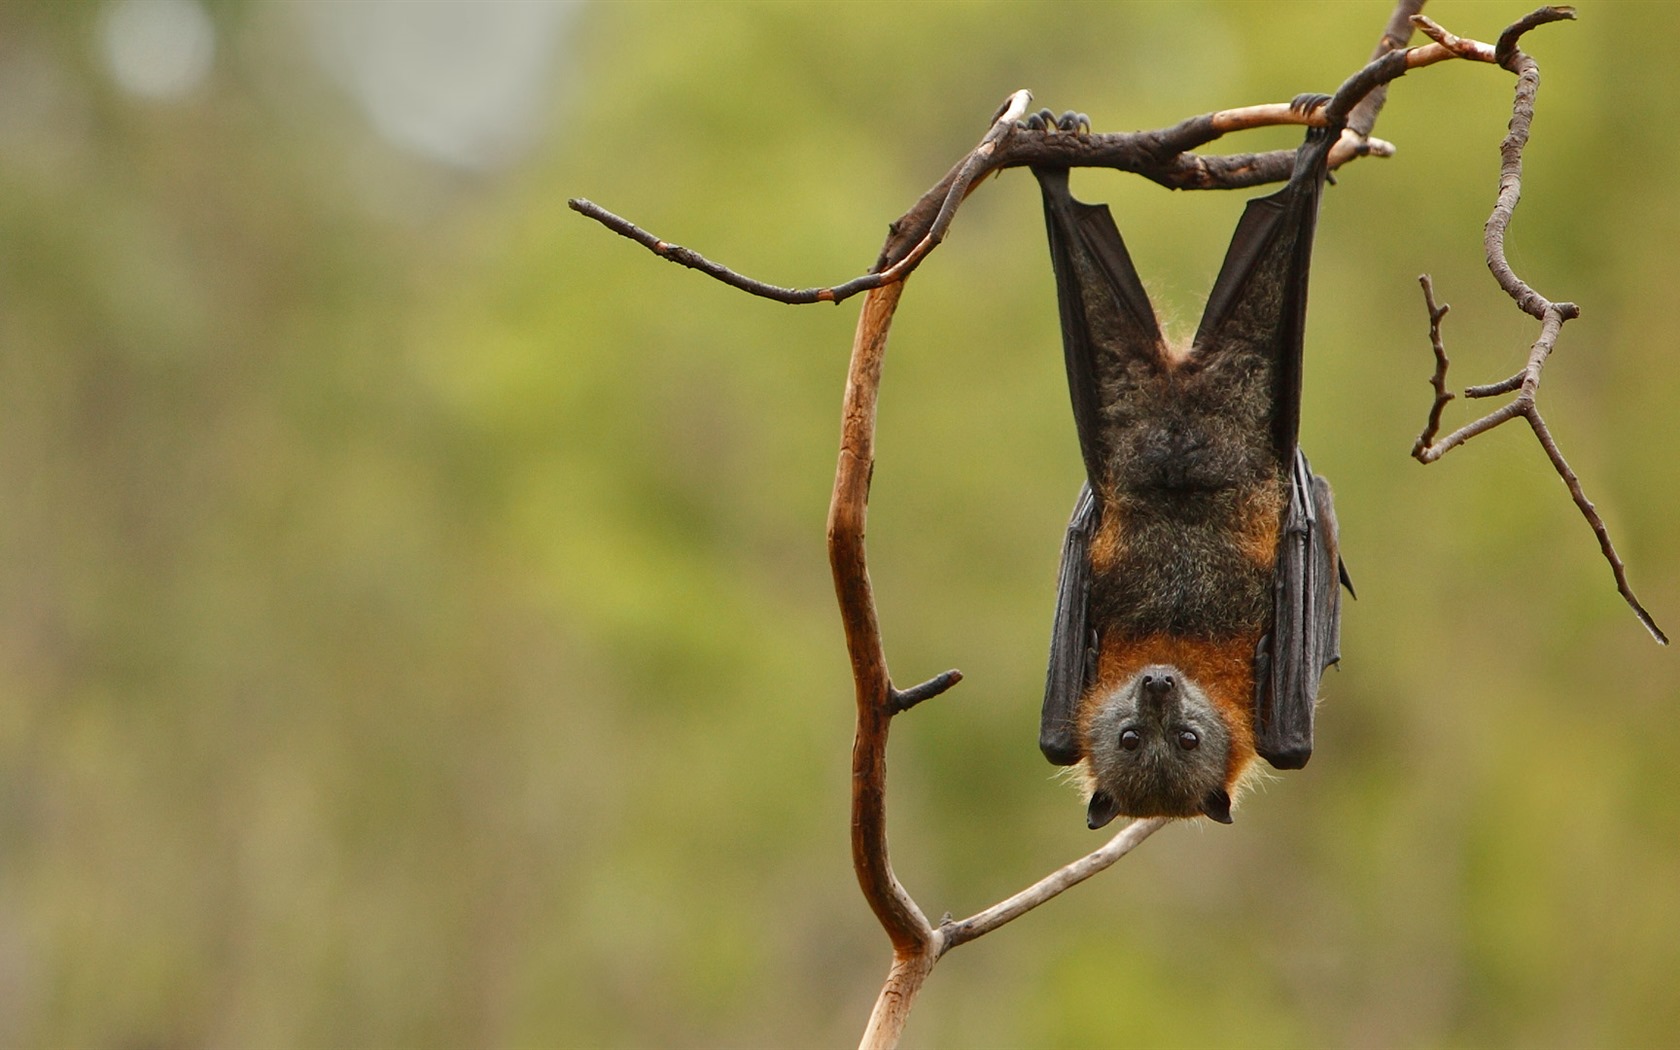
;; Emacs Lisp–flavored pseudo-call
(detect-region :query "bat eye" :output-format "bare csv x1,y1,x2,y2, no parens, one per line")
1119,729,1141,752
1177,730,1199,751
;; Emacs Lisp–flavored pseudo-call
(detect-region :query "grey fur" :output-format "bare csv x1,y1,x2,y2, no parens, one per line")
1082,665,1231,827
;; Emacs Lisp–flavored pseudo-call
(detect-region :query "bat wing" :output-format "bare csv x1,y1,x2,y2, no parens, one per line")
1189,119,1343,769
1191,124,1334,460
1255,449,1345,769
1033,166,1167,487
1033,166,1165,766
1040,482,1098,765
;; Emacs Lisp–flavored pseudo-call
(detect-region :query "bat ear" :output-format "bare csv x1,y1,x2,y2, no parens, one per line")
1086,791,1121,830
1200,789,1234,824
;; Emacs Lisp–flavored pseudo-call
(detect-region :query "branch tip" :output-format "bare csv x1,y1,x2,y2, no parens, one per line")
891,670,964,714
1498,6,1578,69
1412,274,1455,458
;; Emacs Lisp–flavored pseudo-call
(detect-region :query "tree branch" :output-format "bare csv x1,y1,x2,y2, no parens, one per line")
1408,7,1665,644
939,817,1170,953
827,279,933,961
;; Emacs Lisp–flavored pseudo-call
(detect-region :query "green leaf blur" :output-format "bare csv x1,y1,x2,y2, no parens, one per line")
2,1,1676,1046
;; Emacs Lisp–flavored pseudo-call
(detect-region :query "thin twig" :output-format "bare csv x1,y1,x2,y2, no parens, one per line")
1407,7,1665,644
1411,275,1454,457
1412,14,1500,62
566,198,848,304
1347,0,1427,137
891,670,964,714
939,818,1170,953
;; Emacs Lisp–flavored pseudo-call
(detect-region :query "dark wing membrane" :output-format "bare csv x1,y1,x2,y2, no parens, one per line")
1190,128,1334,462
1256,449,1343,770
1033,167,1166,487
1041,483,1099,765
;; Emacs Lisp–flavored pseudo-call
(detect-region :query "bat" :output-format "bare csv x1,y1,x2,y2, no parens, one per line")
1031,102,1349,829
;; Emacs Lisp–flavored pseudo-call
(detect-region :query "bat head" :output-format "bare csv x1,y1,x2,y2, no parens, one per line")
1082,664,1233,828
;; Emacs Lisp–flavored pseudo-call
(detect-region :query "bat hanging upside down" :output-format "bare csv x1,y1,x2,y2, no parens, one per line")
1030,100,1351,829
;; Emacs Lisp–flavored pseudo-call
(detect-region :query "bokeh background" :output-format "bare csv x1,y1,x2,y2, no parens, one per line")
3,1,1678,1046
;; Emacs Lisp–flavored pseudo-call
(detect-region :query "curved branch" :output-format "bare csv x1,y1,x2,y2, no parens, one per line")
828,279,935,959
1407,8,1664,644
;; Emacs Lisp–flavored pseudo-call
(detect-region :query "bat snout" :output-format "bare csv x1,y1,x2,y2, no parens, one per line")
1139,668,1177,698
1135,664,1184,718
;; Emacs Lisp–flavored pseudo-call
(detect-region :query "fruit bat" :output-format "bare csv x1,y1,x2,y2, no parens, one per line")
1031,105,1348,829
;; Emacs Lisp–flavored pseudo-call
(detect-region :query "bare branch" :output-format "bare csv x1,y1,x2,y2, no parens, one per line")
939,818,1170,953
567,197,854,304
1412,296,1667,645
1347,0,1426,136
1465,372,1526,399
869,89,1035,286
1412,14,1500,63
891,670,964,714
1407,7,1664,644
1485,9,1580,318
1525,407,1667,646
1411,275,1455,458
828,280,938,962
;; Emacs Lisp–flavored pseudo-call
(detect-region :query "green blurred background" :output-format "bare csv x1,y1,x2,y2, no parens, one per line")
3,1,1677,1046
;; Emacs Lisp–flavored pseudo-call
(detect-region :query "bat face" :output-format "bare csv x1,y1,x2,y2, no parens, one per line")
1081,664,1233,828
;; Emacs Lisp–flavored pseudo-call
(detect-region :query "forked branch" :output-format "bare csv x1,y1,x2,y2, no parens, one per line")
1409,8,1667,644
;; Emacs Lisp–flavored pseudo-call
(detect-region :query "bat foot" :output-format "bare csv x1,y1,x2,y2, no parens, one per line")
1021,108,1090,134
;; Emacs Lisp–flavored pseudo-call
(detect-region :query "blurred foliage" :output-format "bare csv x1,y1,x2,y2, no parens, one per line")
1,1,1677,1047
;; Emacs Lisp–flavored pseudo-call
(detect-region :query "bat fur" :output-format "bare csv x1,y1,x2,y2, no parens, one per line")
1032,103,1346,829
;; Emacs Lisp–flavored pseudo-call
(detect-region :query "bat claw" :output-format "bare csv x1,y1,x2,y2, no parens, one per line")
1020,108,1090,135
1290,92,1332,116
1020,107,1056,131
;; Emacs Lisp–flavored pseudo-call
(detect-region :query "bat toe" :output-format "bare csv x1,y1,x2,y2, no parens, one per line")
1020,107,1056,131
1021,109,1090,135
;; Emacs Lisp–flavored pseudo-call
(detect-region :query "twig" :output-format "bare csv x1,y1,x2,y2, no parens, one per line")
564,199,846,304
1407,7,1665,644
1411,275,1454,456
939,817,1170,952
1347,0,1429,137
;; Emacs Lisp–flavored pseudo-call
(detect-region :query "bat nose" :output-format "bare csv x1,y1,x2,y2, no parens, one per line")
1141,671,1175,697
